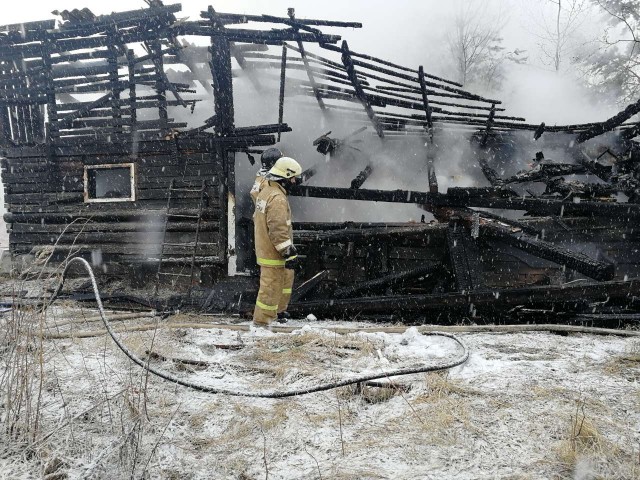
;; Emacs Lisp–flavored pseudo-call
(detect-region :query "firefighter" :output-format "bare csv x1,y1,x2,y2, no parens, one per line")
250,147,283,203
253,156,302,327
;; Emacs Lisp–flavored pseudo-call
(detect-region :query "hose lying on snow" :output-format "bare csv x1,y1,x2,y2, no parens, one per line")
44,257,469,398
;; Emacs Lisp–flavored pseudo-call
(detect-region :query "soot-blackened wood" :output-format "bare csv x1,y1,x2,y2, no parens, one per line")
288,9,326,111
576,97,640,143
288,185,640,219
478,158,503,186
291,270,329,302
149,39,169,127
350,164,373,189
333,263,442,298
447,223,483,292
208,8,235,136
278,44,287,142
417,65,434,138
341,41,385,138
480,104,496,147
482,224,615,281
344,55,501,104
126,49,138,126
502,163,587,184
320,43,463,87
41,36,58,149
289,279,640,317
0,61,12,145
544,178,617,199
572,149,613,182
202,10,362,28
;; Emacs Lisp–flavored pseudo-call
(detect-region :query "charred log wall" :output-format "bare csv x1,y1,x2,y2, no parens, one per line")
1,141,226,269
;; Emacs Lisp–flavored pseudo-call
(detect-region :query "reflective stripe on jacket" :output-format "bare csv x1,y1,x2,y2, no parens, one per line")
254,180,293,267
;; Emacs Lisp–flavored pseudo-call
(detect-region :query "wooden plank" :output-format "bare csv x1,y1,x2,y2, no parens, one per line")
10,221,220,234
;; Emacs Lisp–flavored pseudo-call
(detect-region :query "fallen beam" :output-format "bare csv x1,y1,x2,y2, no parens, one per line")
482,224,615,281
333,263,441,298
288,185,640,219
288,279,640,317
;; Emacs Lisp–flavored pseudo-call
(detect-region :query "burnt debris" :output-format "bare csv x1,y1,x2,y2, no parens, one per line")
1,3,640,326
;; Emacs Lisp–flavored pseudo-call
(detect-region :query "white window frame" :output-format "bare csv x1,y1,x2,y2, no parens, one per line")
83,163,136,203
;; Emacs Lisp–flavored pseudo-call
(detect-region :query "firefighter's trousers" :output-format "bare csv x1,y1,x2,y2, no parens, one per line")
253,266,295,325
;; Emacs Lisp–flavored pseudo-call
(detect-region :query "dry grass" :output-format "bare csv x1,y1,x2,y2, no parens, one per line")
415,371,479,401
603,340,640,381
554,400,639,479
240,331,380,380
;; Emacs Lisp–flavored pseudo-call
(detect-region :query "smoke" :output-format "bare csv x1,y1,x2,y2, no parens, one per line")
0,1,635,251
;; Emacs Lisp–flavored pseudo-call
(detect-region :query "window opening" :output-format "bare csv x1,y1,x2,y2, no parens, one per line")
84,163,136,202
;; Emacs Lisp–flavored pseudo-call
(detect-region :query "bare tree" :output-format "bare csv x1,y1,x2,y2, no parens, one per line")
447,1,526,92
528,0,591,72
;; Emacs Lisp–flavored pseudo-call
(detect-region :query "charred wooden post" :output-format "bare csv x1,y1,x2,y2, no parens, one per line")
287,9,326,112
480,103,496,147
447,223,483,292
427,156,438,193
126,49,138,128
417,65,434,140
207,7,235,136
340,41,385,138
534,122,546,140
278,44,287,142
42,36,58,150
350,164,373,189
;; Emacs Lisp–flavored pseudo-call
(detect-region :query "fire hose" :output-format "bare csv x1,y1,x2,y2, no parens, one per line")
43,257,470,398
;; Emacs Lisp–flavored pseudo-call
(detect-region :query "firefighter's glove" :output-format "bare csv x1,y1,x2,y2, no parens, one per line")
282,245,298,259
283,245,301,271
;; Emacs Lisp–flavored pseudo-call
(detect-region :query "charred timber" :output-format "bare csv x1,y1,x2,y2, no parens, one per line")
200,10,362,28
447,224,483,292
576,97,640,143
174,24,342,45
288,279,640,317
333,263,442,299
294,224,438,244
418,66,434,135
341,41,385,138
478,158,503,186
288,185,640,218
502,163,588,184
350,164,373,189
291,270,329,302
482,224,615,281
319,43,463,88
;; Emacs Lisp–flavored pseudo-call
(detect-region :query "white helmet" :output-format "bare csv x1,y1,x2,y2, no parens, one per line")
267,156,302,180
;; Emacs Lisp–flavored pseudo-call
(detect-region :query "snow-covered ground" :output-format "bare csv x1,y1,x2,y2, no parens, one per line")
1,306,638,480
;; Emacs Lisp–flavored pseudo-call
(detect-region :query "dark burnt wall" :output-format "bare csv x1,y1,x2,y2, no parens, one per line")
1,142,226,267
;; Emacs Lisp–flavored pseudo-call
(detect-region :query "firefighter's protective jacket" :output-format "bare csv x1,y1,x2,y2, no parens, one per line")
250,170,268,203
254,180,293,267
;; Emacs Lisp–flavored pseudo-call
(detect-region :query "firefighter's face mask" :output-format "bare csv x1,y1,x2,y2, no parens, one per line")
282,176,300,192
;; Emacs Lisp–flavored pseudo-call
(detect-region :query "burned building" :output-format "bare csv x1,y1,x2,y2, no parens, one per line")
1,3,640,325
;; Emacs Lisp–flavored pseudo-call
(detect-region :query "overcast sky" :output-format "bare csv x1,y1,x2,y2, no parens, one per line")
0,1,618,122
